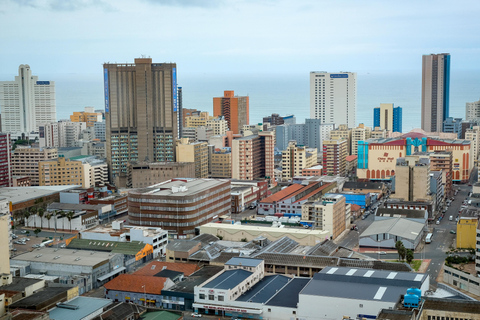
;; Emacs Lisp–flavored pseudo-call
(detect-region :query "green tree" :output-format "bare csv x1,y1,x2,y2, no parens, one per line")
23,209,31,227
29,206,38,228
66,211,75,232
395,241,405,261
46,213,53,230
406,249,414,264
34,228,41,237
37,207,45,229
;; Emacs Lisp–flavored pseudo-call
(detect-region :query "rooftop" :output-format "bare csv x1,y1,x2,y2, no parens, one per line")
375,208,427,220
91,302,146,320
0,186,79,204
162,266,224,294
422,296,480,313
134,261,200,277
360,218,425,241
343,181,384,190
265,278,310,308
129,179,230,197
9,286,72,310
237,275,291,303
104,274,169,295
0,277,44,292
67,238,147,255
203,269,252,290
225,257,263,268
49,296,112,320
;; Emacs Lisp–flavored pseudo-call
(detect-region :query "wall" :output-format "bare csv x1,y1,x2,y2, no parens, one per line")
443,265,480,296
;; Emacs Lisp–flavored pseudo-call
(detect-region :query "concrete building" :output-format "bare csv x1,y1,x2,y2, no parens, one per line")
465,98,480,124
351,124,372,156
11,247,124,294
104,58,177,183
465,125,480,164
310,71,356,128
0,133,12,187
357,130,472,183
230,180,268,214
58,120,87,147
443,117,462,138
421,53,451,132
456,216,478,249
301,194,347,239
0,212,12,286
184,111,228,136
263,113,296,126
371,127,387,139
322,139,348,176
281,141,317,181
213,91,249,135
232,131,275,186
392,156,431,202
176,138,208,178
81,141,106,158
0,64,56,133
329,124,352,155
94,120,106,141
38,122,59,148
70,107,103,128
48,296,113,320
276,120,334,152
373,103,402,133
301,165,322,177
210,148,232,179
38,156,85,187
126,161,195,188
359,217,425,249
12,146,58,186
128,179,231,236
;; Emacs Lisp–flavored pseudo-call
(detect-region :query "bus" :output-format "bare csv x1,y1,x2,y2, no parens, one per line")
425,233,433,244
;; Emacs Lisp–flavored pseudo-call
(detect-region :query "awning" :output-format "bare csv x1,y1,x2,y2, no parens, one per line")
97,266,126,281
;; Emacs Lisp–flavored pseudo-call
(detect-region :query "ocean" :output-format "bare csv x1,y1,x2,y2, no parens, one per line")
38,71,480,132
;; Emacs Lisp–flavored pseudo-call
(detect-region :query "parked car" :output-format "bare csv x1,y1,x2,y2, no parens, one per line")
191,313,202,318
450,230,456,234
21,230,27,234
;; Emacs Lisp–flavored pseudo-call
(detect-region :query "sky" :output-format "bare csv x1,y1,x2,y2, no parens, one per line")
1,0,480,77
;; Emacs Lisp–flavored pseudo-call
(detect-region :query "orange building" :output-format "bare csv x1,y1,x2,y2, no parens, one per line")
70,107,102,127
213,90,249,134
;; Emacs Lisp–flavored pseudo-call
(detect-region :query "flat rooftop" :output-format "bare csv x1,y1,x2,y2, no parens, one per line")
12,247,119,267
225,257,263,268
0,186,79,204
237,275,291,303
203,269,252,290
162,266,224,294
49,296,112,320
130,179,229,197
265,278,311,308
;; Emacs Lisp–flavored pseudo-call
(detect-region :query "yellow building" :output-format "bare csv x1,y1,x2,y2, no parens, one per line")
351,123,371,156
39,156,85,187
0,213,12,286
456,217,478,249
185,111,210,127
184,111,228,135
371,127,387,139
329,124,352,155
12,146,58,186
301,194,346,240
281,141,318,181
176,138,208,178
211,148,232,178
70,107,102,127
357,130,472,183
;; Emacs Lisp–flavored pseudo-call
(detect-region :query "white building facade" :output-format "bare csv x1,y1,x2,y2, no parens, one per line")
310,71,356,128
0,65,56,133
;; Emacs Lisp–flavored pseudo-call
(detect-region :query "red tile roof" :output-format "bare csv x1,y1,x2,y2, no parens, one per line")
260,184,304,203
134,261,200,277
104,274,168,295
346,155,358,162
351,204,361,211
295,183,333,203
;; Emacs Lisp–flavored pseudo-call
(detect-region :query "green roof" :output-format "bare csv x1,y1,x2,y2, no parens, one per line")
140,311,182,320
68,238,146,255
70,155,92,160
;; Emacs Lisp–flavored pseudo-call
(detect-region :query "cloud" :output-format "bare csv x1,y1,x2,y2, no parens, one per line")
8,0,114,11
143,0,223,8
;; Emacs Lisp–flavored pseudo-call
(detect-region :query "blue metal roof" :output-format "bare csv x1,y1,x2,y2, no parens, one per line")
225,257,263,267
203,269,252,290
237,275,291,303
49,296,112,320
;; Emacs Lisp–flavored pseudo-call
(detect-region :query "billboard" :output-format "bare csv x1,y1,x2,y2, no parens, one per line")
172,67,178,112
330,74,348,78
104,68,109,113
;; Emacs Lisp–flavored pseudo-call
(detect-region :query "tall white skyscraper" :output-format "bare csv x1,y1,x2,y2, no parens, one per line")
310,71,356,128
0,64,56,133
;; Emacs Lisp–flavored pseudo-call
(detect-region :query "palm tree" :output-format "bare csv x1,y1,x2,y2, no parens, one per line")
23,209,31,227
29,206,37,228
38,207,45,229
46,213,53,230
66,211,75,232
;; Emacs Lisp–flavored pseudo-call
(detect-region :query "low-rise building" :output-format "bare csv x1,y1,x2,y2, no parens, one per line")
48,296,112,320
230,180,268,213
359,217,425,249
301,194,347,239
301,165,322,177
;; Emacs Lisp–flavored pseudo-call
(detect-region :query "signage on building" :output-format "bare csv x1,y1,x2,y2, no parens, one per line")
172,67,177,112
330,74,348,78
104,68,109,113
36,81,50,85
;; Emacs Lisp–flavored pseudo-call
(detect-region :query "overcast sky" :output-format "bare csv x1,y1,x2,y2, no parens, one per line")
1,0,480,76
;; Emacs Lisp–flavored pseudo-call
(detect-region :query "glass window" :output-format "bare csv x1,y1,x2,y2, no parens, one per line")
208,295,214,300
199,294,205,299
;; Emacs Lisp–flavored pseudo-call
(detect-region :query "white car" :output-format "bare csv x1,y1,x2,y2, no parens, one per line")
191,313,202,318
21,230,27,234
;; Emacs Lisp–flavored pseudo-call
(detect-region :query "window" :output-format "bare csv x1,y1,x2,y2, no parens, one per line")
268,309,271,312
199,294,205,299
218,296,224,301
208,295,214,300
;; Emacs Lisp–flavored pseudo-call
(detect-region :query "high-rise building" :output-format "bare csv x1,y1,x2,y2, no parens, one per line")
322,139,348,176
421,53,451,132
39,122,59,148
351,124,372,156
70,107,103,128
0,133,12,187
310,71,356,128
329,124,352,155
104,58,178,182
443,117,462,138
213,90,249,134
12,146,57,186
465,126,480,164
373,103,402,132
392,156,431,202
465,99,480,124
0,64,56,133
58,120,86,147
39,156,85,187
281,141,317,181
232,131,275,185
176,138,209,178
275,120,334,152
210,147,232,179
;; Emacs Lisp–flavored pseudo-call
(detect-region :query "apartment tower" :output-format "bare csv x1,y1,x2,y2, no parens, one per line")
104,58,177,182
421,53,451,132
213,90,249,134
0,64,56,133
0,133,12,187
310,71,356,128
373,103,402,132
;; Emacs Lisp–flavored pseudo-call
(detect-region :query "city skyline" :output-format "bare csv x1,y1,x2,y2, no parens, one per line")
1,1,480,76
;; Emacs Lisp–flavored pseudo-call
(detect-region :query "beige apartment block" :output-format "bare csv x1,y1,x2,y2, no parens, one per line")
351,123,371,156
0,213,12,286
392,156,431,202
211,148,232,178
301,194,346,240
176,138,208,178
127,161,195,188
281,141,317,181
465,125,480,163
329,124,352,155
371,127,387,139
39,156,85,187
322,139,348,176
12,146,58,186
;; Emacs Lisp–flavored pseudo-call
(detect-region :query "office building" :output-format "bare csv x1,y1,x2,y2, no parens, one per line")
460,120,477,139
12,146,58,186
210,148,232,178
351,123,371,156
126,161,195,188
465,98,480,123
373,103,402,132
0,133,12,187
127,179,231,236
329,124,352,155
70,107,102,127
38,122,59,148
58,120,86,147
0,64,56,133
421,53,451,132
310,71,356,128
322,139,348,176
443,117,462,138
275,120,334,152
392,156,431,202
465,126,480,164
371,127,387,139
94,121,106,141
213,90,249,134
39,156,85,187
176,139,209,178
104,58,177,182
301,194,346,239
232,131,275,185
281,141,317,181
